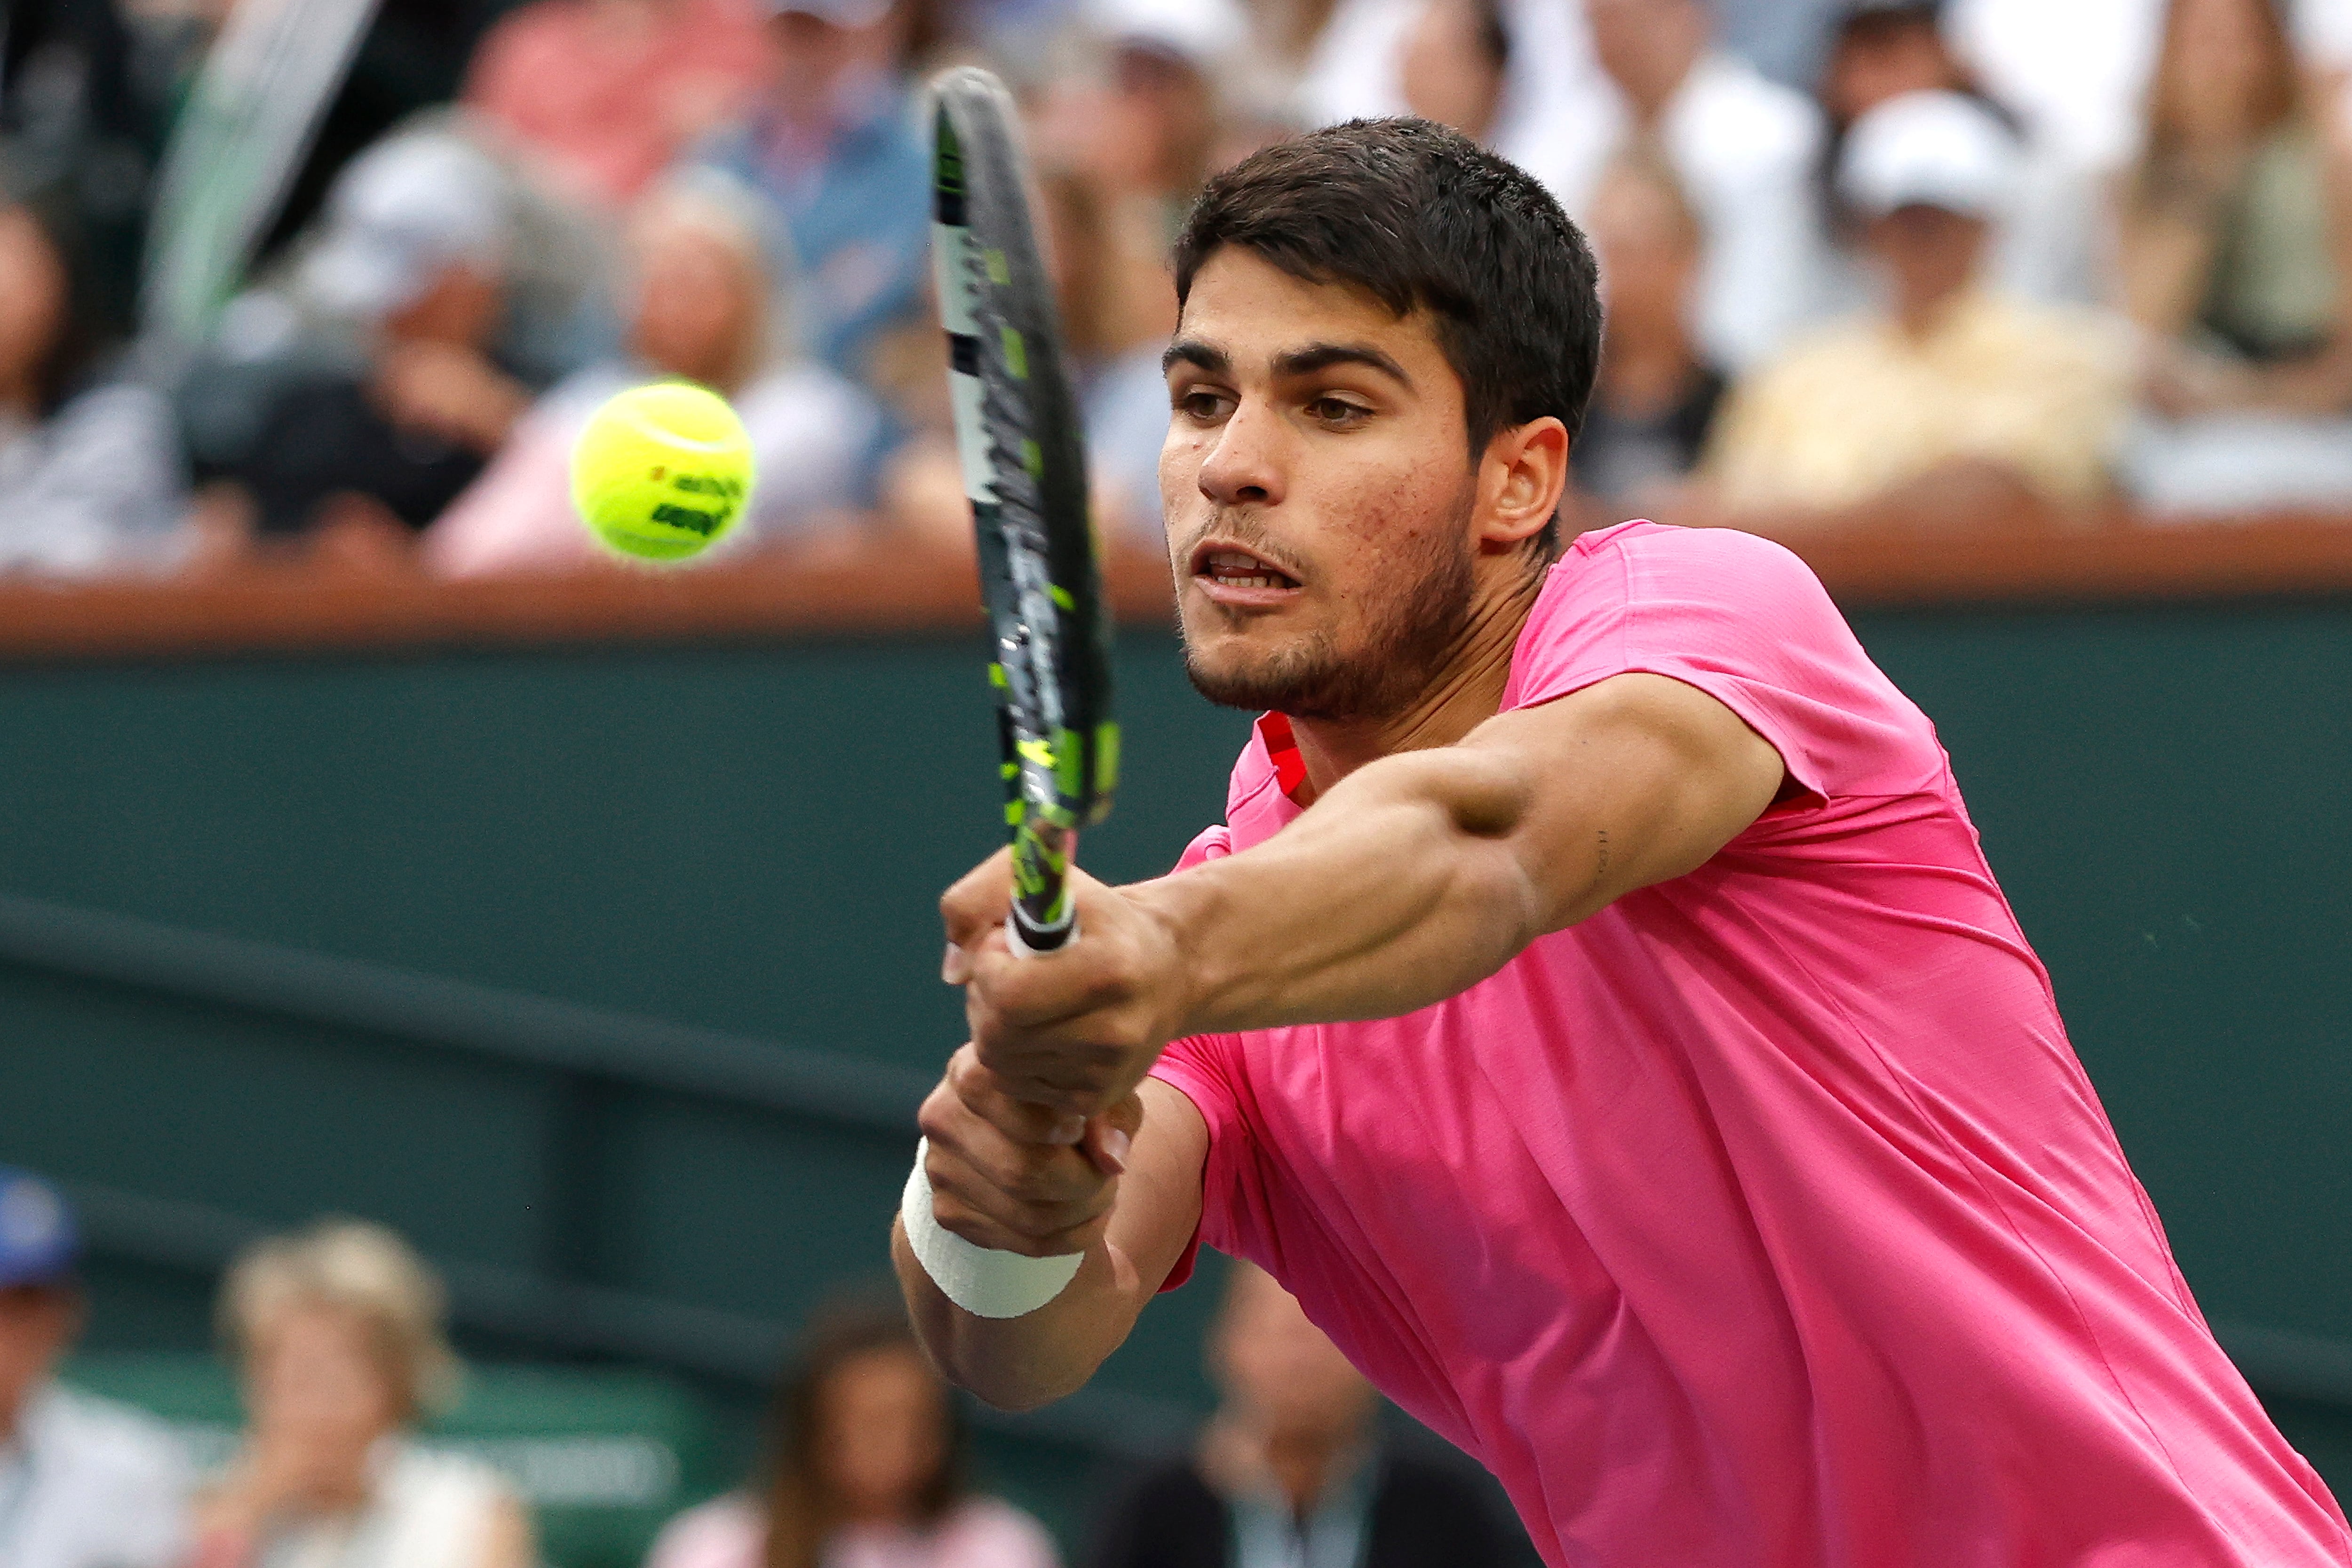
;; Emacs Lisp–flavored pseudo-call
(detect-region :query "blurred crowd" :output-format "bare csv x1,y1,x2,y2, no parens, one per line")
0,1166,1520,1568
6,0,2352,584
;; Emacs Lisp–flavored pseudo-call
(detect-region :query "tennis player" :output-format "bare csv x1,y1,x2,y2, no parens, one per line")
893,119,2352,1565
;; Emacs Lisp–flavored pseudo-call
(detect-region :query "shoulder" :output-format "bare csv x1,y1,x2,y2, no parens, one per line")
34,1386,192,1492
1977,299,2137,374
1724,318,1887,394
937,1495,1059,1565
1674,53,1822,166
383,1443,517,1517
1538,522,1827,629
645,1492,765,1568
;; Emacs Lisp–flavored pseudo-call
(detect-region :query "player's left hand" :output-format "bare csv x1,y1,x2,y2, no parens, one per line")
941,849,1191,1130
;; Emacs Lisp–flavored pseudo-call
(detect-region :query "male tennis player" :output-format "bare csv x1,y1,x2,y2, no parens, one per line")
892,119,2352,1565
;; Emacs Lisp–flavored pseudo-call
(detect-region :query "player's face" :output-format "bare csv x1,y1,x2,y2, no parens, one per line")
1159,249,1484,722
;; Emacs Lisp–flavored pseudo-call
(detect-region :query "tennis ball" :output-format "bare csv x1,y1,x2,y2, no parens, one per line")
570,381,755,562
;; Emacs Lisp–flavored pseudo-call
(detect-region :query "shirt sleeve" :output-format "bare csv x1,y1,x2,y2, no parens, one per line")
1147,820,1246,1294
1511,525,1943,803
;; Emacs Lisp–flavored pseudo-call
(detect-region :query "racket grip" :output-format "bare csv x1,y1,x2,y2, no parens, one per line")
1007,904,1074,955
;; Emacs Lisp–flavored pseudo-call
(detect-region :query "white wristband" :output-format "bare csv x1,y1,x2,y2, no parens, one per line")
902,1139,1084,1319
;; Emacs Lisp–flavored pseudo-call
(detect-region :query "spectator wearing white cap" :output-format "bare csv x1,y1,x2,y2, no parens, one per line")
690,0,931,387
1704,89,2135,511
0,1167,194,1568
214,125,550,557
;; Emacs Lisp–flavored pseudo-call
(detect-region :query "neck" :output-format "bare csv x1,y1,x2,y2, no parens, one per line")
1599,332,1698,417
1893,283,1969,342
1200,1413,1361,1517
1290,562,1546,797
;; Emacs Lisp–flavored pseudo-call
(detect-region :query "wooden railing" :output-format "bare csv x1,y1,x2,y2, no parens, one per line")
3,509,2350,662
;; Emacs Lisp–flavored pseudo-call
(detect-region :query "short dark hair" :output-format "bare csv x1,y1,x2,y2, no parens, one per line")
1173,118,1601,558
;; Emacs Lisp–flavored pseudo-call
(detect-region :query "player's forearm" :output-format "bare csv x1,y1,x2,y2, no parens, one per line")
1139,748,1561,1035
893,1219,1147,1411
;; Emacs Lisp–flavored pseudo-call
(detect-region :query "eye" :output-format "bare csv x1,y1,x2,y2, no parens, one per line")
1307,396,1371,427
1175,388,1234,422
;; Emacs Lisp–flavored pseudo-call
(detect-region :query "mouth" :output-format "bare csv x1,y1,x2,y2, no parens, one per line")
1189,542,1304,607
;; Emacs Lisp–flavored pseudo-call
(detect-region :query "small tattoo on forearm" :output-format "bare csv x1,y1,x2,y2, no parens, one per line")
1594,828,1609,878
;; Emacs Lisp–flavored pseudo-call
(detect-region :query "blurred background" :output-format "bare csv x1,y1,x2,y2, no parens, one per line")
3,0,2352,1563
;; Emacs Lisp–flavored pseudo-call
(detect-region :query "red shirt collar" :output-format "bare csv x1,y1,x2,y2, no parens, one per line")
1256,711,1311,802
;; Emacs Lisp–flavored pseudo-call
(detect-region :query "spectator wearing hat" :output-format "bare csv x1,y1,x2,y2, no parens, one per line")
0,1167,193,1568
691,0,931,388
1813,0,2106,310
213,127,533,559
187,1220,532,1568
1085,1262,1518,1568
1703,89,2135,512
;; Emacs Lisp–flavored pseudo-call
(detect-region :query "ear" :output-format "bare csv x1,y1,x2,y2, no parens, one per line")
1474,416,1571,553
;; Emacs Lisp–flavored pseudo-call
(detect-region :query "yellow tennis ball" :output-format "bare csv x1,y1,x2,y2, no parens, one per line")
570,381,755,562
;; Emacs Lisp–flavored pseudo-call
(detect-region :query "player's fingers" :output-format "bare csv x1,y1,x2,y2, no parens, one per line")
947,1046,1086,1146
1081,1092,1144,1176
939,848,1016,983
918,1104,1118,1255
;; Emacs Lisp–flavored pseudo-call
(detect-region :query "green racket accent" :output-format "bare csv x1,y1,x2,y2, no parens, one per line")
931,66,1117,952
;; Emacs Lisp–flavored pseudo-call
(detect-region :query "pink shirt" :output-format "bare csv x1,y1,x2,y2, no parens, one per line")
1149,522,2351,1568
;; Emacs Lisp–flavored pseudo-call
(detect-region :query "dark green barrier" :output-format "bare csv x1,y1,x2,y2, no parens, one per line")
0,605,2348,1546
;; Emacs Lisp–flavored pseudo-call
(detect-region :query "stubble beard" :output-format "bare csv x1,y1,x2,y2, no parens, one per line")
1176,488,1481,724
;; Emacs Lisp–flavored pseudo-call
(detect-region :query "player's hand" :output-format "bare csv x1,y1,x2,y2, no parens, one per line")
918,1044,1144,1256
941,849,1191,1124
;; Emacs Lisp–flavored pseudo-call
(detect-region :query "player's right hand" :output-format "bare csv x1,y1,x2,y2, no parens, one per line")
917,1044,1144,1258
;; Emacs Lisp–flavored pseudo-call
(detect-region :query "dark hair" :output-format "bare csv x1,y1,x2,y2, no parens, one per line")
758,1298,966,1568
1173,118,1600,560
0,192,104,417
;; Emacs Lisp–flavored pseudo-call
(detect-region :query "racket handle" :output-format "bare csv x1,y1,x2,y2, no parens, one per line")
1007,903,1074,955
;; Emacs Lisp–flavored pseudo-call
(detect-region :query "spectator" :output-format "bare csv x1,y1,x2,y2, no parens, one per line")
464,0,771,209
1704,90,2134,512
1814,0,2104,308
1036,168,1180,541
693,0,932,385
1507,0,1829,375
1035,0,1251,225
1087,1262,1517,1568
644,1300,1057,1568
0,1167,192,1568
2115,0,2352,509
1398,0,1511,143
186,1219,532,1568
0,189,188,577
220,127,540,561
425,170,882,575
1573,143,1725,509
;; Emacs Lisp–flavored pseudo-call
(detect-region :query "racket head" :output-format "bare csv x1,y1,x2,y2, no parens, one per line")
931,68,1118,939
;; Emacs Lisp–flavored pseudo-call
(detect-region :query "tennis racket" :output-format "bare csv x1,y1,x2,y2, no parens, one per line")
930,67,1118,955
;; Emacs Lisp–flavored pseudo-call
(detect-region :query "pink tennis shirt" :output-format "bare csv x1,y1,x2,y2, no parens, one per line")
1147,522,2351,1567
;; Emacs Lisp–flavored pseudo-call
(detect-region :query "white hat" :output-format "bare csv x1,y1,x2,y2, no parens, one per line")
1089,0,1246,68
1837,89,2022,219
299,130,510,320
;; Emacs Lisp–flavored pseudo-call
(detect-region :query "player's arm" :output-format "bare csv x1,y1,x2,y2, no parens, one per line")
894,1062,1206,1411
950,671,1785,1117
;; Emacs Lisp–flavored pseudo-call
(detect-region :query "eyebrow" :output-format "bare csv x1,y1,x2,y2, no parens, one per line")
1160,337,1415,390
1162,338,1229,376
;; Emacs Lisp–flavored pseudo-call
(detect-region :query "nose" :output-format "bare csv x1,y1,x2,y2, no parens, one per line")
1195,397,1286,509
